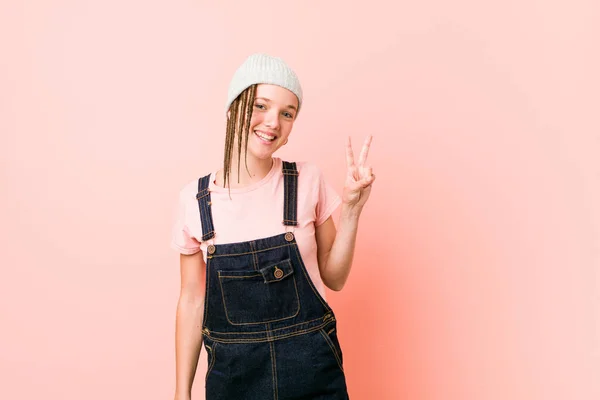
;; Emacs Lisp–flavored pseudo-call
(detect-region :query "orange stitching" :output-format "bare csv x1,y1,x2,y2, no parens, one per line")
292,244,330,309
218,275,301,326
202,259,211,328
206,320,335,344
205,342,217,381
250,241,259,271
320,329,344,372
208,243,291,258
205,316,324,335
270,340,278,400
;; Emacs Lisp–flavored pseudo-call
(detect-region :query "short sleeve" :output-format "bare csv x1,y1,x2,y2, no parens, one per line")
315,168,342,226
170,190,201,255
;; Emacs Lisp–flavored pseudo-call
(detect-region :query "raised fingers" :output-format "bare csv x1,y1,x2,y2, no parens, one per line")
346,136,356,169
357,135,373,166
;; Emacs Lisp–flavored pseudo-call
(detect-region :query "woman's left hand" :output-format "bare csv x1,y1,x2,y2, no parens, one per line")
342,135,375,210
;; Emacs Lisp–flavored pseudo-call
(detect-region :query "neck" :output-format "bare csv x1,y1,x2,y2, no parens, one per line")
216,155,274,188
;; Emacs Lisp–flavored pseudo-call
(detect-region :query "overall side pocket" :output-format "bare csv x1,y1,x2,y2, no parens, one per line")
204,341,218,382
319,326,344,372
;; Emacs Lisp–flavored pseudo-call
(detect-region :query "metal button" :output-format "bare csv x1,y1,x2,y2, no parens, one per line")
207,244,216,254
274,267,284,279
284,232,294,242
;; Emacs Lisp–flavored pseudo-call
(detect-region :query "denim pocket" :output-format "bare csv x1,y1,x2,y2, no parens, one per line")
319,326,344,372
218,259,300,325
204,341,218,382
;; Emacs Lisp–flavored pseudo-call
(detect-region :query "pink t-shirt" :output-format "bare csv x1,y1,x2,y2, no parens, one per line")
171,157,341,300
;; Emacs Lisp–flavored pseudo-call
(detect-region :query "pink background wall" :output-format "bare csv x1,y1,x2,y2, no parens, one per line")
1,1,599,399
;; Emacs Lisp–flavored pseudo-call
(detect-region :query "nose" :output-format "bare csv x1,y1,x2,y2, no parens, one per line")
264,109,280,130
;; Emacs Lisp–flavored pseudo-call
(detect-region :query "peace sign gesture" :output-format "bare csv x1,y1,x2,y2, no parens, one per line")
342,135,375,209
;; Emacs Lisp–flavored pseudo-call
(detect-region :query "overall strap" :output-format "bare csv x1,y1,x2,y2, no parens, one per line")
282,161,299,227
196,174,215,241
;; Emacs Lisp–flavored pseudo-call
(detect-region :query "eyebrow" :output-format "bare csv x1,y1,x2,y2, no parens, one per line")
255,97,298,111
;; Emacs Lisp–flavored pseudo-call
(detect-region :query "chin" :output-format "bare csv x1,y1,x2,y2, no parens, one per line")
244,145,273,160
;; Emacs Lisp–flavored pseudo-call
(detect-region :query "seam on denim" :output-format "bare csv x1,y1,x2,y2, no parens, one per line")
196,188,210,198
269,338,278,400
217,275,300,326
283,161,298,228
206,316,324,335
292,244,330,309
199,201,206,236
199,193,207,224
208,243,291,258
206,320,335,343
250,241,259,271
217,274,262,279
285,178,292,225
320,329,344,372
209,319,333,340
290,175,297,221
283,162,288,223
283,181,289,227
290,174,298,224
201,230,216,241
284,182,288,221
200,194,214,239
198,178,216,240
205,342,217,381
217,259,293,281
202,257,211,331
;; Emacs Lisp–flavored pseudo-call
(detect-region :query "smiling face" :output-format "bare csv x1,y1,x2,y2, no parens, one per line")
244,84,299,161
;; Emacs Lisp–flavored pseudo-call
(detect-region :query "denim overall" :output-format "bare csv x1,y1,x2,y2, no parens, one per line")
195,161,349,400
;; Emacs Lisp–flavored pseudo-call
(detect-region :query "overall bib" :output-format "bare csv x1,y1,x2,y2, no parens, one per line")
196,161,349,400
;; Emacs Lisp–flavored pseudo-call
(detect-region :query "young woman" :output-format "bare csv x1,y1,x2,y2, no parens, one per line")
171,53,375,400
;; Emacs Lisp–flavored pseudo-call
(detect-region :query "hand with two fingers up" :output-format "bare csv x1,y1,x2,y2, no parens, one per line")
342,135,376,210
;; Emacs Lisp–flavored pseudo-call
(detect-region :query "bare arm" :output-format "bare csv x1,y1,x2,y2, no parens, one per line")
316,207,362,291
316,136,375,291
174,251,206,400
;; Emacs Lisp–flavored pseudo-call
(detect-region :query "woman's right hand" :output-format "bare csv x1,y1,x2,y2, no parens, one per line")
174,252,206,400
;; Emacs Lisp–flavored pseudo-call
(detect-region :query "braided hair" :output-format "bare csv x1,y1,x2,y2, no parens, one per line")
223,84,257,190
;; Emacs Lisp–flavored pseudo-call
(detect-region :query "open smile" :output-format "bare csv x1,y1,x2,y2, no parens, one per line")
254,130,277,144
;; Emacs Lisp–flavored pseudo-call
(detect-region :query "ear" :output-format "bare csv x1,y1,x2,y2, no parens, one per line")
283,139,288,145
227,110,231,119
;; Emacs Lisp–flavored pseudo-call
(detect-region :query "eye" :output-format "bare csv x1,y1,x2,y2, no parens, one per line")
283,111,294,119
254,103,266,110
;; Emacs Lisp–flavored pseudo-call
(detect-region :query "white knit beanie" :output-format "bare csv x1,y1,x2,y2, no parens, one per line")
226,53,303,115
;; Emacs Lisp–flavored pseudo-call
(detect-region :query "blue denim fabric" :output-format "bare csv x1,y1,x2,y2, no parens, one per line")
282,161,299,227
196,161,349,400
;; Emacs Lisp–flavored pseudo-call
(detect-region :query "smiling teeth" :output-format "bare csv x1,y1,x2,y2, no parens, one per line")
255,131,275,141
